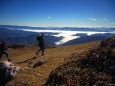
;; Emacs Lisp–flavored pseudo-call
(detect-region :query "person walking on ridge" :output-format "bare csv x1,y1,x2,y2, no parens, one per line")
36,33,45,56
0,42,12,61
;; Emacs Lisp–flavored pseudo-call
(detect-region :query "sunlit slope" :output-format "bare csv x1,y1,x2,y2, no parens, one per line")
4,41,100,86
45,36,115,86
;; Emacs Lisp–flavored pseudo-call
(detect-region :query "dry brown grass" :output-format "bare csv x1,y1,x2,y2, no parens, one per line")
45,36,115,86
1,41,100,86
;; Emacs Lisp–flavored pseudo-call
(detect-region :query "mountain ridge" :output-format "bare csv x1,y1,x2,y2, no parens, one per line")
2,40,100,85
0,27,115,46
0,36,114,85
1,25,115,29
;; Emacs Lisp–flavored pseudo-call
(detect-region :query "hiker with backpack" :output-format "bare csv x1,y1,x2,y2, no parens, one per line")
36,33,45,56
0,42,12,61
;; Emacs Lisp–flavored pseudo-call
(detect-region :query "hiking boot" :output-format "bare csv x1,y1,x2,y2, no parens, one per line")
8,58,12,62
41,54,44,56
36,53,38,56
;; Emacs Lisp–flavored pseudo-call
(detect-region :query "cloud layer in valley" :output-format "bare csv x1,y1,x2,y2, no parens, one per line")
20,29,115,45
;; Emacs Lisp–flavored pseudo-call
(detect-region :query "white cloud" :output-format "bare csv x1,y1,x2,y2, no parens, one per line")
88,18,109,22
88,18,96,21
20,29,115,45
48,16,52,19
103,18,108,21
89,18,109,22
91,19,96,21
98,18,108,21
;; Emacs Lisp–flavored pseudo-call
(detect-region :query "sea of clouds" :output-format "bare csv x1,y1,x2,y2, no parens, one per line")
20,29,115,45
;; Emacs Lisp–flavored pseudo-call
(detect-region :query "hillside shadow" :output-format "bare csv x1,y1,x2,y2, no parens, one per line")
33,60,44,68
16,56,38,64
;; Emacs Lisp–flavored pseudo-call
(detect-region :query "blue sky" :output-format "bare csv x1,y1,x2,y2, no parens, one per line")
0,0,115,27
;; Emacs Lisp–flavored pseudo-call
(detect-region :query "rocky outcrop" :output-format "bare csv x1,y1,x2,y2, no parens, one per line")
0,61,21,86
45,36,115,86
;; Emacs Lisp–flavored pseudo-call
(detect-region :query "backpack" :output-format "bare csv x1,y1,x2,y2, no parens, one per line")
36,36,41,41
0,42,2,47
0,42,7,51
0,42,3,51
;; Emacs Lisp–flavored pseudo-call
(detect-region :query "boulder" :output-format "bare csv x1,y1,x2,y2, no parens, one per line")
0,61,21,85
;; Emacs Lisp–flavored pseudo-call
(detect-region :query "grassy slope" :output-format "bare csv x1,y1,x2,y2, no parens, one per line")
45,36,115,86
0,41,100,86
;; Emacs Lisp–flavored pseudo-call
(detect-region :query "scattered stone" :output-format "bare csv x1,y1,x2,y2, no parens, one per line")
24,67,29,69
37,73,43,77
109,65,115,74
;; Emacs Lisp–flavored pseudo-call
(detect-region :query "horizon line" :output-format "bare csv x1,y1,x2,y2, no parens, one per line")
0,24,115,28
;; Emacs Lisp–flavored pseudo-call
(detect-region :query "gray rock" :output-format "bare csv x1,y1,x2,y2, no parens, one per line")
109,65,115,74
